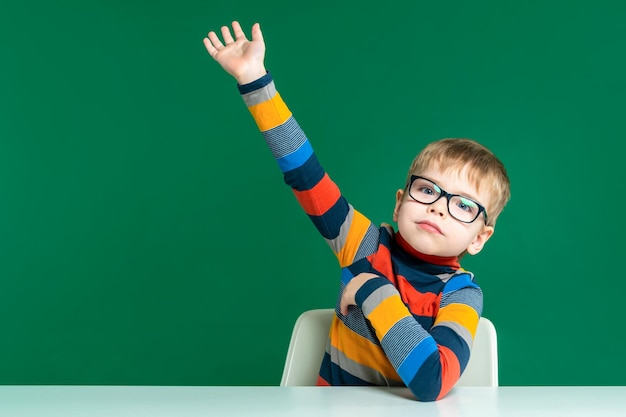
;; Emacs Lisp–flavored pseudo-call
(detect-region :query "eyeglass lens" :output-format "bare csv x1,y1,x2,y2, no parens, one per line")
409,177,481,223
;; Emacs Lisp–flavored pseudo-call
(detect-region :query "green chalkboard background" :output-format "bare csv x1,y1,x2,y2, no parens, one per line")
1,0,625,386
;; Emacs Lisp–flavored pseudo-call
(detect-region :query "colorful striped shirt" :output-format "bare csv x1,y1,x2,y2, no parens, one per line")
238,73,483,401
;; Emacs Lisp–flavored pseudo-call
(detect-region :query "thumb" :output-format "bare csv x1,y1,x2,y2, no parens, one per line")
251,22,264,43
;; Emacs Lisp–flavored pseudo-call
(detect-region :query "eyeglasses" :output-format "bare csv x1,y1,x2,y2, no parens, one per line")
406,175,488,224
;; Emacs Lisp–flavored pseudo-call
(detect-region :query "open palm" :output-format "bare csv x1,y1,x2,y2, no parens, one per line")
203,21,266,85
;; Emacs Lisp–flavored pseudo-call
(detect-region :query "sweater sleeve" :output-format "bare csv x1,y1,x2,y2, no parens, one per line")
238,73,376,267
354,273,483,401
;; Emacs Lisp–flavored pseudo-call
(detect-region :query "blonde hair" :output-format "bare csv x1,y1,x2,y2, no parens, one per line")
406,138,510,226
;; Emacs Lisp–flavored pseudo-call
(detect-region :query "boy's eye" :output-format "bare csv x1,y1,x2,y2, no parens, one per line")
456,197,478,213
417,186,435,195
414,181,440,195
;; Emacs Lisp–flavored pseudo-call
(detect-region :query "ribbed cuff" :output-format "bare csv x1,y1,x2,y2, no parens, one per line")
237,71,272,94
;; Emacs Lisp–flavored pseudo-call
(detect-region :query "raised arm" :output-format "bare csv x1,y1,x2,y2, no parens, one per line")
204,22,377,267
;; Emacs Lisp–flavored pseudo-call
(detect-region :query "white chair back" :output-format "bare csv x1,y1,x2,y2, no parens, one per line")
456,316,499,387
280,309,333,386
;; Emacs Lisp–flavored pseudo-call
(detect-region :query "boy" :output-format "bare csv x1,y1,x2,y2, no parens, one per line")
203,21,510,401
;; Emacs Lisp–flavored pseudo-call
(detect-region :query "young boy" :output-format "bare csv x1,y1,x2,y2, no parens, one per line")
203,21,510,401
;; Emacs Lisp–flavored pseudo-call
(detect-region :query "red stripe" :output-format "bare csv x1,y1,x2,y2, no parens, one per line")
316,376,331,386
436,345,461,400
368,243,441,317
396,275,442,317
368,243,394,282
292,174,340,216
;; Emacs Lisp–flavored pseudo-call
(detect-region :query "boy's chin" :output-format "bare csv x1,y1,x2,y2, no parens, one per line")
402,236,454,258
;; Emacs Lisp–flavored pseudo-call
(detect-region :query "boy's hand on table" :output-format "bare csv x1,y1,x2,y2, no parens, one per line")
340,272,380,316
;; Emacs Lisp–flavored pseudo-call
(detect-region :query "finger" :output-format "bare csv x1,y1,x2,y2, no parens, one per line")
206,31,224,49
251,22,264,43
202,37,218,57
221,25,234,44
231,21,248,41
340,293,352,316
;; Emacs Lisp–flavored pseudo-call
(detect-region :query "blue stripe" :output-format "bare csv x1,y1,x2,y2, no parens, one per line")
276,140,314,172
397,337,438,382
341,268,353,285
443,273,478,293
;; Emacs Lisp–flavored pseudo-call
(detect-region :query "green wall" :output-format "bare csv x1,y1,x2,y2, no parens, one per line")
1,0,625,386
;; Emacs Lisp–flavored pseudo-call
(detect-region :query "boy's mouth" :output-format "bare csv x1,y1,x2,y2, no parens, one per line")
417,221,442,234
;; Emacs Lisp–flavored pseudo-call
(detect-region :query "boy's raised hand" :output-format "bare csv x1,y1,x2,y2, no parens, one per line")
203,21,267,85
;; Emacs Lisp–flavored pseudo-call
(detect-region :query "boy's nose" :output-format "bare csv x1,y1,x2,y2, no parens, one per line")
429,198,448,217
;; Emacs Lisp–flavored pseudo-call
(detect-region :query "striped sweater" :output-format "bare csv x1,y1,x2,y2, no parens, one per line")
238,73,483,401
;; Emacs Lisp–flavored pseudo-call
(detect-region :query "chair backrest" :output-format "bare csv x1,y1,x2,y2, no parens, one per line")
280,309,334,386
280,309,498,387
455,316,499,387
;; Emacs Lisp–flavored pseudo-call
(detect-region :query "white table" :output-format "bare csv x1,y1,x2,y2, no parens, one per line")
0,385,624,417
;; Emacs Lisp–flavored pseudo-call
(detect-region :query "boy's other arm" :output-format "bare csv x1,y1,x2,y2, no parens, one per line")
352,274,482,401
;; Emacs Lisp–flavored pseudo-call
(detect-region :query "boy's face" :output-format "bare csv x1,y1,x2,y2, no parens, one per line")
393,166,494,258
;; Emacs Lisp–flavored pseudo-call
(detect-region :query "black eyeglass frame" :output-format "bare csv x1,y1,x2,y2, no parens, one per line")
406,175,489,224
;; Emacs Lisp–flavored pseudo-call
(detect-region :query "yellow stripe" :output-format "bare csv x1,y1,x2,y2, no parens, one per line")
336,209,370,267
366,295,409,338
330,318,399,379
248,92,292,131
434,303,479,337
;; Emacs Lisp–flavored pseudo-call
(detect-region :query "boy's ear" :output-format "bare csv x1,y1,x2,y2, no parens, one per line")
392,189,404,222
466,226,494,255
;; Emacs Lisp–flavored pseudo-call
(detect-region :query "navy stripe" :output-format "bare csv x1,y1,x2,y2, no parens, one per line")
347,258,374,278
354,277,390,306
407,353,442,402
430,325,470,368
237,71,272,94
282,153,325,191
393,268,447,293
319,353,374,386
411,314,435,330
309,198,351,240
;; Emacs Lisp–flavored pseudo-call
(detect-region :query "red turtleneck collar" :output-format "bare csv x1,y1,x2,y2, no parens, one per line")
395,232,461,269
